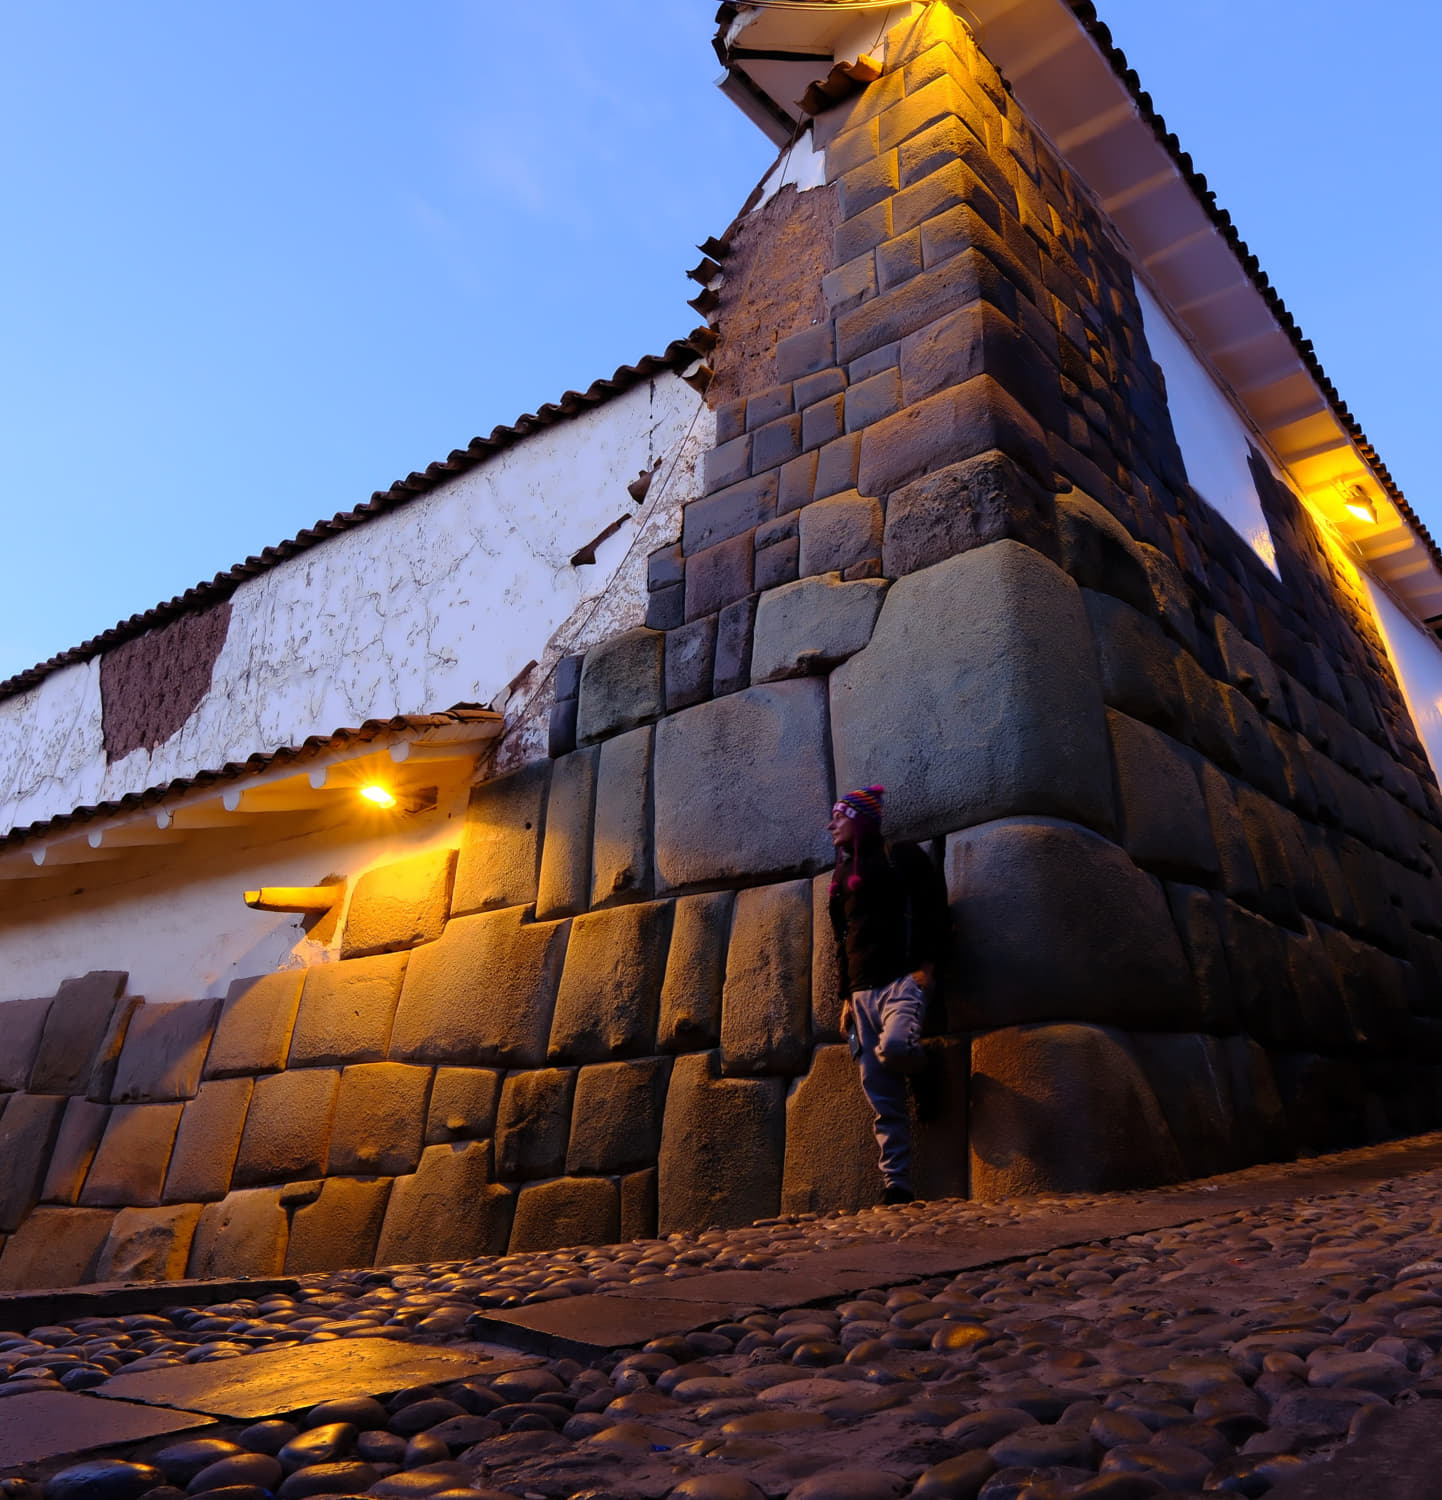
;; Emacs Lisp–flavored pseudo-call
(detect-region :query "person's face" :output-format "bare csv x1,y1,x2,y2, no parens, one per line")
828,805,854,847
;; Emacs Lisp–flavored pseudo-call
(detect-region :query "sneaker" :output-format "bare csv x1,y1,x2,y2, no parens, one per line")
880,1184,915,1206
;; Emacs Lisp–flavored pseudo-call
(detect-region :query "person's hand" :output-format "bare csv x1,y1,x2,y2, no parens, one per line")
911,964,934,993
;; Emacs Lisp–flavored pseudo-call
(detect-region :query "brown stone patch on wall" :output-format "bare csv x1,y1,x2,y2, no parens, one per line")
100,600,231,761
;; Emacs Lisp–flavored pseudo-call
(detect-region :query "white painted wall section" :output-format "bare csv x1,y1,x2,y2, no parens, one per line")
1364,578,1442,784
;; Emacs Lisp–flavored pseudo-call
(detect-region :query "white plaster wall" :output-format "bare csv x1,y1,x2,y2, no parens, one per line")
0,374,710,837
1364,577,1442,784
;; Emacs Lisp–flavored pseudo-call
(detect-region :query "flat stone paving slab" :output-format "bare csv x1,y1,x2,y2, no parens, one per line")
1267,1402,1442,1499
0,1276,300,1333
0,1392,213,1467
94,1337,530,1419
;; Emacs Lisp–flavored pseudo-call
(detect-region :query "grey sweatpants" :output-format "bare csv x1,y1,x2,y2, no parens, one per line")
850,974,927,1191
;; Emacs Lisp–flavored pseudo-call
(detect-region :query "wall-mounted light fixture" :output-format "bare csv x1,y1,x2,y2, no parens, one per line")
357,784,438,815
360,784,397,808
1339,483,1378,525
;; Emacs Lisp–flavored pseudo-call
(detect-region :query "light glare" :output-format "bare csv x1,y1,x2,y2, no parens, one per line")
360,785,398,809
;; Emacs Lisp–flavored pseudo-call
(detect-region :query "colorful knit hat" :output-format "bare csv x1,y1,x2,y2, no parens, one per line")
831,786,885,896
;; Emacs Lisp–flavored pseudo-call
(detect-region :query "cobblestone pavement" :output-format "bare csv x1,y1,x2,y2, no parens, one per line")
16,1137,1442,1500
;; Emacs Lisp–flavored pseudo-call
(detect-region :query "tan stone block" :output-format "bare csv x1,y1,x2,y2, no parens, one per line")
509,1178,618,1253
496,1069,575,1180
84,996,142,1104
547,902,672,1065
163,1077,254,1203
188,1188,289,1278
79,1102,183,1209
0,996,54,1092
94,1204,204,1283
286,1177,393,1274
28,972,128,1096
782,1045,882,1216
232,1070,340,1188
288,952,409,1067
206,970,305,1078
375,1142,513,1265
41,1098,110,1205
0,1206,115,1290
536,747,597,920
566,1058,671,1176
0,1094,68,1229
424,1068,502,1145
341,848,457,959
811,874,844,1045
591,727,653,908
109,999,220,1103
327,1063,431,1176
620,1168,657,1241
720,881,812,1077
452,761,551,916
657,892,733,1054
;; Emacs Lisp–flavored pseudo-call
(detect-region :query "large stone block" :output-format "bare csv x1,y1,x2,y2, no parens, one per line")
341,848,456,959
453,761,551,916
188,1189,289,1279
1083,589,1186,738
328,1063,431,1176
811,874,844,1042
163,1078,253,1203
41,1098,110,1205
78,1101,181,1210
286,1178,393,1274
970,1024,1183,1196
535,747,597,920
29,972,129,1096
577,627,665,745
548,902,672,1064
1222,1036,1291,1164
84,996,141,1105
566,1057,671,1175
289,953,409,1067
657,1051,784,1234
232,1069,340,1188
0,1094,67,1229
797,493,883,577
496,1068,576,1180
911,1036,970,1203
781,1044,883,1214
509,1178,620,1253
1054,489,1155,615
832,542,1116,843
0,996,53,1092
109,999,220,1103
1130,1033,1245,1180
206,970,306,1078
95,1204,203,1283
1108,711,1219,881
720,880,813,1077
657,891,734,1053
945,818,1198,1030
621,1168,657,1240
591,727,653,908
750,573,886,685
654,680,835,890
1164,884,1237,1034
0,1206,114,1291
424,1068,502,1145
375,1142,513,1264
389,907,570,1069
882,450,1058,577
1199,762,1262,907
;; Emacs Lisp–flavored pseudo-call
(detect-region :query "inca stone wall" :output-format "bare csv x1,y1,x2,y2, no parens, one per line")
3,5,1441,1288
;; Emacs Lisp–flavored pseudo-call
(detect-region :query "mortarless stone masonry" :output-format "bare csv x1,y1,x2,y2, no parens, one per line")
2,4,1441,1286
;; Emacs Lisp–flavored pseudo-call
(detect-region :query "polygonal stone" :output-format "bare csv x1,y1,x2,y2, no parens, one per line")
811,873,844,1043
621,1168,658,1240
1199,760,1262,906
591,727,653,908
1165,884,1237,1034
1083,589,1187,737
577,627,665,745
1223,1036,1291,1163
288,952,409,1067
944,819,1196,1031
0,1094,65,1229
657,891,734,1054
1130,1032,1245,1180
509,1178,620,1253
109,1000,220,1104
327,1063,431,1176
206,971,306,1078
720,880,812,1077
28,972,128,1096
831,541,1115,844
657,1052,784,1234
781,1045,882,1214
424,1068,502,1145
750,573,886,685
0,1206,114,1291
1054,489,1154,615
1108,711,1219,880
654,680,835,891
970,1024,1183,1196
797,493,883,578
188,1189,289,1279
536,747,597,920
388,907,570,1069
496,1068,576,1181
548,902,673,1064
566,1058,672,1175
78,1102,182,1210
340,848,456,959
452,761,551,916
84,996,141,1105
286,1178,393,1274
375,1142,513,1265
882,450,1058,577
0,996,53,1092
163,1078,253,1203
94,1204,203,1283
41,1098,110,1205
232,1070,340,1188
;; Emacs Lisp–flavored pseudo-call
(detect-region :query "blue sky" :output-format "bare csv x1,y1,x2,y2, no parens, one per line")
2,1,1437,682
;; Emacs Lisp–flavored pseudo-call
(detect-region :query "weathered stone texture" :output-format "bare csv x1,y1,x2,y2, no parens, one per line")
720,881,813,1077
810,874,845,1043
453,761,551,916
509,1177,620,1253
750,573,886,685
1108,711,1219,880
496,1068,575,1181
341,848,456,959
286,1178,393,1274
781,1044,882,1214
207,971,306,1078
189,1188,289,1279
577,627,665,744
591,727,653,907
327,1063,431,1176
567,1057,671,1175
0,1206,114,1291
0,1095,68,1229
289,953,408,1067
95,1204,203,1283
621,1168,658,1241
658,892,734,1053
79,1102,182,1210
109,999,220,1103
797,493,883,578
232,1070,340,1188
29,972,129,1096
0,996,53,1092
536,747,597,920
375,1142,512,1264
163,1078,253,1203
548,902,673,1065
424,1068,502,1145
41,1098,110,1205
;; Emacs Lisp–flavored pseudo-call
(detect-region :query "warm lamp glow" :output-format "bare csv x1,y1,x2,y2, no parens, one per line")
1341,484,1378,525
359,785,398,809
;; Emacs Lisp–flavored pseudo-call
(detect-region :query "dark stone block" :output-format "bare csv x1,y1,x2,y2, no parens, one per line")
798,492,884,577
1271,1053,1366,1152
577,627,665,744
751,414,803,474
1164,883,1237,1033
703,433,751,494
802,394,845,452
839,151,899,219
776,324,837,383
795,367,846,408
782,1044,883,1215
496,1067,576,1180
849,340,899,384
1233,784,1305,931
645,583,684,633
877,228,923,290
755,535,800,591
591,726,653,908
30,973,129,1097
536,745,597,920
646,546,685,594
548,696,578,759
779,452,818,514
813,434,862,498
0,998,52,1094
1082,590,1186,737
1221,902,1300,1047
1178,654,1243,777
681,471,777,554
566,1057,672,1175
713,594,758,697
686,532,755,623
665,616,717,712
844,367,903,431
1198,762,1261,908
745,384,794,430
833,199,892,266
1108,711,1218,881
756,512,798,548
716,397,747,446
0,1095,68,1231
1130,1033,1245,1180
1054,490,1154,615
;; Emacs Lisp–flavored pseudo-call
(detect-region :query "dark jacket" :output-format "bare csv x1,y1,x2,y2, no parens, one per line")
828,839,950,999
